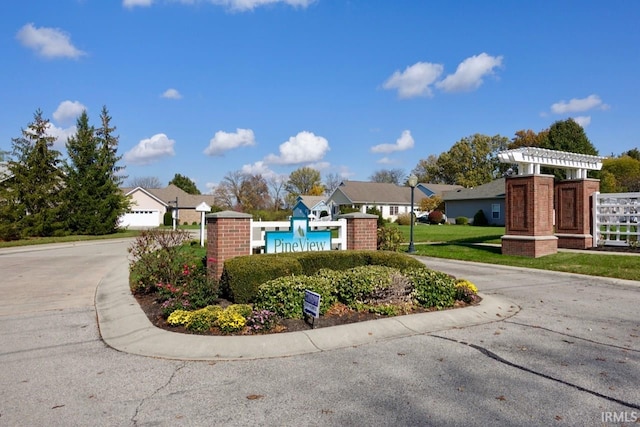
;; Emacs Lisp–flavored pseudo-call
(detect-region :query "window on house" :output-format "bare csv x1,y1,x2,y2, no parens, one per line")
390,206,399,215
492,204,500,219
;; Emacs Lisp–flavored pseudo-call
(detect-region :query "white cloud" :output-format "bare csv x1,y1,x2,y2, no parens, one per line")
436,53,503,93
371,130,414,154
550,94,609,114
264,131,329,165
176,0,315,11
383,62,443,99
123,0,153,8
241,161,276,178
16,23,85,59
572,116,591,127
45,123,76,148
53,100,86,124
161,88,182,99
204,128,255,156
124,133,176,165
307,161,330,171
377,157,394,165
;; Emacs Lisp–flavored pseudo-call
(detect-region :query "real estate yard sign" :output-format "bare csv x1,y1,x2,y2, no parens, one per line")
264,217,331,254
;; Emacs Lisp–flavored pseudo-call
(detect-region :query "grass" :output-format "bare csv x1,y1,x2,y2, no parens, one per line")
0,230,142,249
392,224,639,281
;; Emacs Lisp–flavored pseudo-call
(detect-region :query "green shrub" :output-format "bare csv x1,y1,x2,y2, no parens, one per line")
366,251,426,271
254,275,337,319
220,254,303,303
455,216,469,225
377,225,404,251
406,268,457,309
294,251,371,274
163,211,173,226
333,265,397,306
473,209,489,226
366,206,387,227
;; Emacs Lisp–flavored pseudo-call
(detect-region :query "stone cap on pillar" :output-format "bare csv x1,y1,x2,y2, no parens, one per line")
337,213,379,219
205,210,252,220
498,147,605,179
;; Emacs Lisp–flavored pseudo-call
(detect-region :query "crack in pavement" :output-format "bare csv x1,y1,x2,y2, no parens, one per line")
131,361,187,426
430,334,640,411
503,320,640,353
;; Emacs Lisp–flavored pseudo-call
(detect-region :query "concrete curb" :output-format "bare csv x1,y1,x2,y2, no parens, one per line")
95,260,520,361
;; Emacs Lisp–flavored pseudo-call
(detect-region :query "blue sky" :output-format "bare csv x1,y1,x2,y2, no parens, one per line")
1,0,638,193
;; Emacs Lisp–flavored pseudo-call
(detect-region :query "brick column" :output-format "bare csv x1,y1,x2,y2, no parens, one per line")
555,179,600,249
502,174,558,257
206,211,252,281
338,213,378,250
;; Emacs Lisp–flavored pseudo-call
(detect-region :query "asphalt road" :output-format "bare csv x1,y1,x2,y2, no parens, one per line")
0,240,639,426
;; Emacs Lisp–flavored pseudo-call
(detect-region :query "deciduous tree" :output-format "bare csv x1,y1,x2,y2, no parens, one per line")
369,168,405,184
127,176,162,188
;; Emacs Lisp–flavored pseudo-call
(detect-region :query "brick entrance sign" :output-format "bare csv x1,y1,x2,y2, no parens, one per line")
205,211,378,281
502,174,558,257
498,148,604,258
555,179,600,249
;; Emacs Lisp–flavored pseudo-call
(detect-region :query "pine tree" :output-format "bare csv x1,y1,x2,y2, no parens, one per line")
0,110,64,238
94,106,129,234
64,110,97,234
63,106,128,235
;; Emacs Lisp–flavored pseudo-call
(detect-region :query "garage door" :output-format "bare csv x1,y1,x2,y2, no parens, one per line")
119,210,160,228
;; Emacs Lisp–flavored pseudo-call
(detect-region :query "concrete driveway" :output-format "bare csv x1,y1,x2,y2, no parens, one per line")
0,240,638,426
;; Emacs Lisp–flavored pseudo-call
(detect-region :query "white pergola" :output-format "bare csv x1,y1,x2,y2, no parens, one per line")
498,147,605,179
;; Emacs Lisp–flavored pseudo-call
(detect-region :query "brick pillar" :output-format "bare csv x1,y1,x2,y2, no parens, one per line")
205,211,252,281
502,174,558,257
555,179,600,249
339,213,378,250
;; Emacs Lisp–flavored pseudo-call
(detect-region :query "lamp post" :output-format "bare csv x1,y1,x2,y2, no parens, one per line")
407,174,418,253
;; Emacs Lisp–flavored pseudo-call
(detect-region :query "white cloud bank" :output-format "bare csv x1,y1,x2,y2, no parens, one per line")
53,100,87,124
16,23,85,59
124,133,176,165
123,0,154,8
264,131,329,165
383,53,503,98
126,0,315,11
436,53,503,92
371,130,414,154
382,62,443,99
204,128,255,156
551,94,609,114
161,88,182,99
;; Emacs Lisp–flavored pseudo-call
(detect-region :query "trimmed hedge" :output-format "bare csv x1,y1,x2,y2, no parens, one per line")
220,250,425,304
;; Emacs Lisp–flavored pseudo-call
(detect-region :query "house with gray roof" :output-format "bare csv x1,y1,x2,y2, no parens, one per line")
327,180,462,222
442,178,506,225
120,185,216,228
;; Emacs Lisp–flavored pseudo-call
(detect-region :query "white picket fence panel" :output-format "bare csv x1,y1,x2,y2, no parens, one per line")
250,218,348,253
592,191,640,247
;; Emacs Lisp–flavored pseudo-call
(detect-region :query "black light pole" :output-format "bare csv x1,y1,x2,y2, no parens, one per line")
408,174,418,253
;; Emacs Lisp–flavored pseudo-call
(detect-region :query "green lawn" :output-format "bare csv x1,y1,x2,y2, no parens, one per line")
393,224,639,281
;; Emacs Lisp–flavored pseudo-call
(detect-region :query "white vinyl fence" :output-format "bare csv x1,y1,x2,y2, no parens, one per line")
250,218,347,253
592,191,640,247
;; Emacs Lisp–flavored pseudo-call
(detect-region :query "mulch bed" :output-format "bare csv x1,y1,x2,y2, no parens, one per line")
134,293,477,336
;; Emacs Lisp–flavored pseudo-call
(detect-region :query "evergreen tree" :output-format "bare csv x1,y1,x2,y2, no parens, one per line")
0,110,64,238
63,107,128,235
63,110,97,234
94,106,129,234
